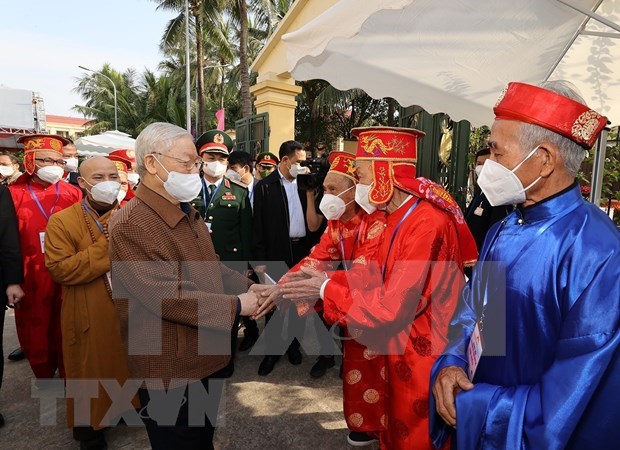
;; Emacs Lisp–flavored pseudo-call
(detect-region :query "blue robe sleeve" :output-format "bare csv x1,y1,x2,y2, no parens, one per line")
453,257,619,450
429,281,478,449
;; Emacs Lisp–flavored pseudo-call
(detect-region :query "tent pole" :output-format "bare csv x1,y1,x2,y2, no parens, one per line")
544,0,603,81
589,127,609,206
556,0,620,32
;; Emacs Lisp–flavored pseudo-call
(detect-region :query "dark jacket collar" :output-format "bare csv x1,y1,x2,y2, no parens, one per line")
516,182,583,222
135,184,199,228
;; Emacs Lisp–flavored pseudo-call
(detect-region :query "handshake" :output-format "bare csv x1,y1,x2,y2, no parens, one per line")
237,266,330,319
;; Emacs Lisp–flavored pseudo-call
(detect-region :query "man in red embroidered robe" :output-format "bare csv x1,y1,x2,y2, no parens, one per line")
8,134,82,379
278,151,387,446
277,127,478,449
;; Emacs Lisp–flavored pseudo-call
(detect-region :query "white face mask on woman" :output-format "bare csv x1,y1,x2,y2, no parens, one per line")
64,157,79,173
477,145,541,206
319,185,355,220
154,156,203,202
0,165,14,178
36,165,65,185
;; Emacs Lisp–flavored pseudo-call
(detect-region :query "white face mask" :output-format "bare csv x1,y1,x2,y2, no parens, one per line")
117,189,127,203
355,182,379,214
289,162,311,178
154,156,202,202
0,165,14,178
64,157,79,173
84,180,121,205
127,173,140,187
474,165,483,177
205,160,227,179
319,186,355,221
36,165,65,185
226,168,243,183
478,146,542,206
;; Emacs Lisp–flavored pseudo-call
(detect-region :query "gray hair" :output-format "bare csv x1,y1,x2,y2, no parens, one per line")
517,80,588,177
134,122,192,177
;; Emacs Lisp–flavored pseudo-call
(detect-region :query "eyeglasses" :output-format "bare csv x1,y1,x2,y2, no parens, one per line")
35,157,67,167
151,152,203,171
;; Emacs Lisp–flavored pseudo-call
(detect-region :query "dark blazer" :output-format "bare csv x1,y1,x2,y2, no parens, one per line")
465,188,513,251
0,184,24,307
252,169,320,277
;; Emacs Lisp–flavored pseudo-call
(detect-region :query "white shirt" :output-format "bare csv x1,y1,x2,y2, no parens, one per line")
279,169,306,239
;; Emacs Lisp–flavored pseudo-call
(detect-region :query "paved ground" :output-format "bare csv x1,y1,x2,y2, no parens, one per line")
1,310,380,449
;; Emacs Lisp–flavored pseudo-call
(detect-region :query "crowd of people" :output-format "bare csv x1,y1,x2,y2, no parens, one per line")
0,79,618,450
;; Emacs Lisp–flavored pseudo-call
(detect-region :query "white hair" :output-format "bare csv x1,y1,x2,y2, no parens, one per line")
518,80,588,177
135,122,192,176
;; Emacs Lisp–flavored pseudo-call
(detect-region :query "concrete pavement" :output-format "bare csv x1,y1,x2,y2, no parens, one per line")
1,310,380,449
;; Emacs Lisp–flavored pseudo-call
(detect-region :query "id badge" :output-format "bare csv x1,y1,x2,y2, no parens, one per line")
39,231,46,253
467,321,484,381
474,206,484,217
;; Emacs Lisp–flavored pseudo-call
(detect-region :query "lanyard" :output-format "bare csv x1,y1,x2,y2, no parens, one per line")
339,224,361,271
381,199,421,281
201,178,223,212
27,182,60,221
82,200,106,234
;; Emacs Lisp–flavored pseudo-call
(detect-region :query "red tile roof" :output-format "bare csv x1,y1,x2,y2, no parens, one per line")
45,115,89,126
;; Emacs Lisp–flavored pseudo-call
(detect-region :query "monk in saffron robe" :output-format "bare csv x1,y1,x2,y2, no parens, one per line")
9,134,82,379
45,156,135,449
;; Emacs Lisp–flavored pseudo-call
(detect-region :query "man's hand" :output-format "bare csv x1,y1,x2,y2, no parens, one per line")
279,266,327,301
432,366,474,427
279,270,310,284
250,285,281,320
248,284,274,296
6,284,25,308
238,292,259,316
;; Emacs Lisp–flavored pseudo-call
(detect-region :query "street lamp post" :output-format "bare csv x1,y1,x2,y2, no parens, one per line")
78,65,118,131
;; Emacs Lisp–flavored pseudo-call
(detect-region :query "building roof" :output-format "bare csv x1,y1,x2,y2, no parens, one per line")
45,115,89,126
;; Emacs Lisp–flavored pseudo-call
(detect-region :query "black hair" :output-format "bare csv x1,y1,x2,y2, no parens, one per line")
475,147,491,159
0,152,20,165
278,140,304,160
228,150,253,168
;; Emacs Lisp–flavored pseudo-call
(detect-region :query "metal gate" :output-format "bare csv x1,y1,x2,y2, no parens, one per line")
399,106,471,210
235,113,269,159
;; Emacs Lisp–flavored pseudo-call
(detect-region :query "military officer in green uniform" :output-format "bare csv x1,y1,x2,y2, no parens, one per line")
191,130,252,377
192,130,252,264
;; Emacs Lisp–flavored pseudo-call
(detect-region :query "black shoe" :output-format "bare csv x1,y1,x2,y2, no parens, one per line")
239,331,259,351
8,348,25,361
258,355,280,376
80,435,107,450
0,413,5,428
287,346,302,365
347,431,378,447
310,356,335,378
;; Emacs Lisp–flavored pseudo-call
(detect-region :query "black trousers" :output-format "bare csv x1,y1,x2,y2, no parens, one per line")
0,304,5,391
138,377,218,450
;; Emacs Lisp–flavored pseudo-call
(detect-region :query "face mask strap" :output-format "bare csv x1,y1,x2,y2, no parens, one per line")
511,145,540,174
337,185,355,198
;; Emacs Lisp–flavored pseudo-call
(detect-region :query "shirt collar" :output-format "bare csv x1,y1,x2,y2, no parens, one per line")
278,168,296,184
135,184,196,228
516,182,583,222
204,176,223,189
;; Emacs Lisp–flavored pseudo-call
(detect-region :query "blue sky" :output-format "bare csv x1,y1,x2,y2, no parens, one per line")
0,0,175,116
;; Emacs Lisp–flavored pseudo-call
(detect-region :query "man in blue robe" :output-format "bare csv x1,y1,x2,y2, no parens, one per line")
430,80,620,449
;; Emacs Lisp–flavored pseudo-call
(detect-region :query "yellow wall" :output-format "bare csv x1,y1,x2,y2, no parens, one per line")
250,0,339,152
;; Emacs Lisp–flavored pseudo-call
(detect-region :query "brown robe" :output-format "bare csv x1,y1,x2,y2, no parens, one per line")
45,198,135,429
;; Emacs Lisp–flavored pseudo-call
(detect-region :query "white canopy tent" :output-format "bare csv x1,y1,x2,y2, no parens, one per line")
283,0,620,125
281,0,620,203
74,130,135,157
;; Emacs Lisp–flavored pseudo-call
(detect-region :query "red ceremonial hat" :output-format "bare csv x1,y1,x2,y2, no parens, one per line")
327,151,357,182
17,134,70,175
108,149,136,169
493,82,608,149
111,160,128,174
352,127,425,204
